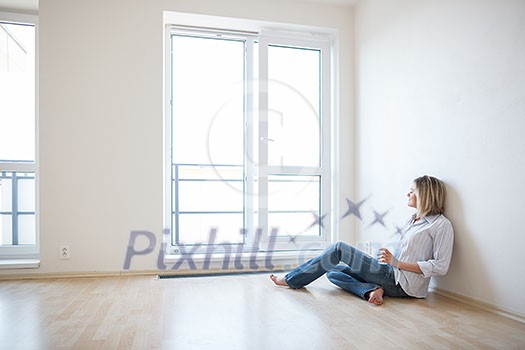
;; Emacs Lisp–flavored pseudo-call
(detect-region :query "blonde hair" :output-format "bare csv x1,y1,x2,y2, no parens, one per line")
414,175,446,218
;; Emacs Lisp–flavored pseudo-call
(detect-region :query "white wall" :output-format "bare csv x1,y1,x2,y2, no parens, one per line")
355,0,525,316
1,0,354,275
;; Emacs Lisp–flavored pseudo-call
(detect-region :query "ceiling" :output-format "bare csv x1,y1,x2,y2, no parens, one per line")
0,0,357,13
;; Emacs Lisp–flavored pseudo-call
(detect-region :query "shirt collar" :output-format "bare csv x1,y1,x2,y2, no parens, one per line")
424,214,441,224
411,213,441,225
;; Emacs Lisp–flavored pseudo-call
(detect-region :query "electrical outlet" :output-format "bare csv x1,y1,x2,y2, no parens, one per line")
60,244,70,260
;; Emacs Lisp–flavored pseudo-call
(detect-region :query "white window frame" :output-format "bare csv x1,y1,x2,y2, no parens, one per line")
0,11,39,260
163,13,337,258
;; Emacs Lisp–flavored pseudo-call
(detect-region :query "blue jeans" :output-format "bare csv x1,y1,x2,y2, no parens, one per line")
285,242,409,299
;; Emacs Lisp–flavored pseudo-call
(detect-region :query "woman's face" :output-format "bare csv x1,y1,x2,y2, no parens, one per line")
407,183,418,208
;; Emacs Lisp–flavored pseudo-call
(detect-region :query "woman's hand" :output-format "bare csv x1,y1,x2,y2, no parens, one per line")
378,248,400,267
379,248,423,274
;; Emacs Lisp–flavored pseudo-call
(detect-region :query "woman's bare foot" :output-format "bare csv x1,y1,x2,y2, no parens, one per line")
270,274,289,287
367,288,384,306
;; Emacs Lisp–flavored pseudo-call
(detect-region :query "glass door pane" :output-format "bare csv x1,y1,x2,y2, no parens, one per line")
171,34,244,165
174,165,244,244
171,34,245,245
268,175,321,237
267,45,321,167
0,22,35,161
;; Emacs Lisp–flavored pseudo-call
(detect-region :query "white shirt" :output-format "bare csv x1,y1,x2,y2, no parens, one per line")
393,214,454,298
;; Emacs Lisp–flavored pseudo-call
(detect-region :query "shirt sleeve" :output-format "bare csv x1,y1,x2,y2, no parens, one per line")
417,219,454,278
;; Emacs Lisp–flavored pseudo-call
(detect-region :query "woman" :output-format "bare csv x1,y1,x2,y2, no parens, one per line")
270,175,454,306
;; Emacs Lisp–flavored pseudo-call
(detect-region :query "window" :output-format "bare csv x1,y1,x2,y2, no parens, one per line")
165,21,332,255
0,12,38,259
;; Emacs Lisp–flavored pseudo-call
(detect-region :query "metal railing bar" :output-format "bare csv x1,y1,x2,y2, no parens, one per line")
0,159,35,163
0,174,35,179
174,164,180,245
174,211,244,215
0,212,35,215
267,210,318,214
176,179,243,182
172,163,243,167
11,172,18,245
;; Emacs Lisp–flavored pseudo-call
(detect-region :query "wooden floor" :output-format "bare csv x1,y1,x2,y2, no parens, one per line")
0,274,524,350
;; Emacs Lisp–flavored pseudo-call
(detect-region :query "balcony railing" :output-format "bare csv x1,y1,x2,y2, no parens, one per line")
0,171,36,246
170,163,321,246
172,163,245,245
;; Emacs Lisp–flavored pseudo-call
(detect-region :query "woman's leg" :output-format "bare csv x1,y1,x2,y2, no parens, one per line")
280,241,391,289
326,266,387,305
281,242,348,288
326,264,409,304
326,268,381,299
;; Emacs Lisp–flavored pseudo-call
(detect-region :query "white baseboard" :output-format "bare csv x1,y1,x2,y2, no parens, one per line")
432,287,525,324
0,270,125,280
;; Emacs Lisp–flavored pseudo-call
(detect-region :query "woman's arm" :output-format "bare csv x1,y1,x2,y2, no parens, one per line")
378,248,423,274
396,261,423,274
